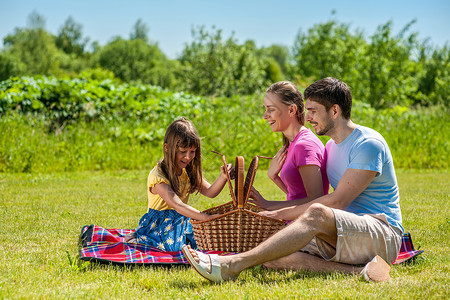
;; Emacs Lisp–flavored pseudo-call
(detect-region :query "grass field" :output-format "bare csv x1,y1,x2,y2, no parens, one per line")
0,169,448,299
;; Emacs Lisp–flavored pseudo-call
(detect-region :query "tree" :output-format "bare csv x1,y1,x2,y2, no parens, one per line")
0,52,26,81
264,44,290,76
94,37,175,88
55,16,89,56
0,12,92,78
130,19,149,42
362,20,422,108
3,27,61,76
417,44,450,106
27,10,46,29
292,19,430,108
293,20,366,87
178,26,266,96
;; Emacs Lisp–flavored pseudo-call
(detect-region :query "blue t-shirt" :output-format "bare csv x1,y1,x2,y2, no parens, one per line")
325,126,403,231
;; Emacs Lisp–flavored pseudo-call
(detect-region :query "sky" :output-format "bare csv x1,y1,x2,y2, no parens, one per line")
1,0,449,59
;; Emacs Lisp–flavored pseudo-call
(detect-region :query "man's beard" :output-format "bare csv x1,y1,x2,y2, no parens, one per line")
315,117,334,136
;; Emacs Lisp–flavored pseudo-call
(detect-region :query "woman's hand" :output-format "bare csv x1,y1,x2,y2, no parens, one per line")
248,187,270,209
267,145,287,180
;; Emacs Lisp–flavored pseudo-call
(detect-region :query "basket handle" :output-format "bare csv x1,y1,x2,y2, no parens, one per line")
235,156,245,208
212,150,237,207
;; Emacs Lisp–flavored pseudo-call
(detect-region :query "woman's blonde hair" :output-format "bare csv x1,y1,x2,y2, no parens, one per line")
266,81,305,147
159,117,202,196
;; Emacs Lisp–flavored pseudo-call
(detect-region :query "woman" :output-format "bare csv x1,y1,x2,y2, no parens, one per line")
250,81,329,216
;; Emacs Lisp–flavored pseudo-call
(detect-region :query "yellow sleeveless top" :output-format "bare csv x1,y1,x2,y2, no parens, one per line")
147,164,191,211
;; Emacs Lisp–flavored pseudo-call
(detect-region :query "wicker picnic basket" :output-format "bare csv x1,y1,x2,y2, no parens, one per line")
191,151,286,252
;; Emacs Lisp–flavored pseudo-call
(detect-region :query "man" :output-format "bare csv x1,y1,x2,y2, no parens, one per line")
182,77,403,283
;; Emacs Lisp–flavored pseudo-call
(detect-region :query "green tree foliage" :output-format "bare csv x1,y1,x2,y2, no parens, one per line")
362,20,422,108
264,58,283,83
293,20,367,101
130,19,149,42
263,44,290,76
418,44,450,106
94,37,176,88
55,16,89,56
3,27,61,77
178,26,267,96
0,52,26,81
0,11,88,80
26,10,46,29
0,13,448,107
292,19,449,108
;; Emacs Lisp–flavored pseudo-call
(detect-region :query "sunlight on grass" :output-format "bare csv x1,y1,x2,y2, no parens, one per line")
0,169,448,299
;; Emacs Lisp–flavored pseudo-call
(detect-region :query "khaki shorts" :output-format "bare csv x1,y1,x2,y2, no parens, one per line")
301,209,402,265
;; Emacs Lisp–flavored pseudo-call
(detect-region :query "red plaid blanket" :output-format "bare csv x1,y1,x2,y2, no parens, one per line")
78,225,230,264
79,225,423,265
392,232,424,265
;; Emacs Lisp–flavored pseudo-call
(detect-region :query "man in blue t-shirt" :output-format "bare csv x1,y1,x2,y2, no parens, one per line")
182,77,403,283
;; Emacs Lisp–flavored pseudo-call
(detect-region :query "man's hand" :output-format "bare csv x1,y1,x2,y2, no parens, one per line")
258,210,280,219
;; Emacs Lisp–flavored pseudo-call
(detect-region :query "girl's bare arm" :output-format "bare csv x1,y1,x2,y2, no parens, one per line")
152,183,217,221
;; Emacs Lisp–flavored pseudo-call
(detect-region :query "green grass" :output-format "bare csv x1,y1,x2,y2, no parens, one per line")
0,169,448,299
1,100,449,173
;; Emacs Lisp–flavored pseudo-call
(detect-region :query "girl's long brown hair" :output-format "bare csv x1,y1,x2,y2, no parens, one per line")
266,81,305,147
159,117,203,196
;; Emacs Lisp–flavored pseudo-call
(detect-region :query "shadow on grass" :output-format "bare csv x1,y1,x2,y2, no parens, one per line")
169,280,215,289
244,267,347,284
76,258,190,272
166,265,353,289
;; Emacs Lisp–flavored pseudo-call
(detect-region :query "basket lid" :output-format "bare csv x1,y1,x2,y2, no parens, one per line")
212,151,271,208
243,156,259,206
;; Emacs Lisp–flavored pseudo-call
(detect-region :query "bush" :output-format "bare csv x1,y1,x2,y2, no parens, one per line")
0,75,448,173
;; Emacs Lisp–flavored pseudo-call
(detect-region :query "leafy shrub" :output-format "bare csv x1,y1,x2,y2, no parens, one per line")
0,76,448,173
0,75,201,130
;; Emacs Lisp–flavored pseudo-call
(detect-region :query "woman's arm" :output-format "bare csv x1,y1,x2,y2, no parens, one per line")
152,183,217,221
199,164,233,198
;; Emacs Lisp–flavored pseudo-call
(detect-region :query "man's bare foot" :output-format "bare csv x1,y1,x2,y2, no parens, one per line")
361,255,391,282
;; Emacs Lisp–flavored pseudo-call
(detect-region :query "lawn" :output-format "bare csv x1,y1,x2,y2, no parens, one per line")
0,169,448,299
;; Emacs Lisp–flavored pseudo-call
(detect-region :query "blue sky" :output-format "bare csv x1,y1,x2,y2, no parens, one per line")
1,0,449,58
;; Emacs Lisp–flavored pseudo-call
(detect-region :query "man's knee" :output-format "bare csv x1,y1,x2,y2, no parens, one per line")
306,203,333,221
295,203,335,230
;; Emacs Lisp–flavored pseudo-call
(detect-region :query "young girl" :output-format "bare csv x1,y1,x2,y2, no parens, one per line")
250,81,329,218
125,117,231,251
